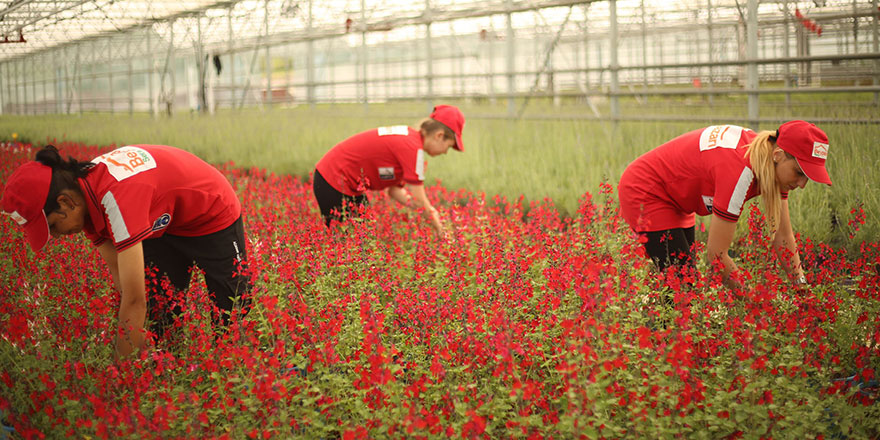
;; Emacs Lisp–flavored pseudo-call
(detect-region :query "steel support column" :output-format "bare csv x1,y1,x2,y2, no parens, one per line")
228,7,235,110
265,0,272,108
609,0,620,121
641,0,648,92
747,0,759,128
583,6,589,95
874,0,879,104
42,53,48,114
307,0,315,107
506,0,515,116
197,14,207,113
169,21,176,114
426,0,434,109
707,0,715,105
128,35,134,115
360,0,367,109
0,64,4,116
147,29,155,117
784,0,792,106
31,55,37,114
108,39,115,114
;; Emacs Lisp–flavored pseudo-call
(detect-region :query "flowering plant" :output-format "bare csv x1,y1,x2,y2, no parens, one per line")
1,141,877,439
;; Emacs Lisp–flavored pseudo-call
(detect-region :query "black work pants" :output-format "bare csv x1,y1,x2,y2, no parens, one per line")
312,169,368,227
142,216,252,337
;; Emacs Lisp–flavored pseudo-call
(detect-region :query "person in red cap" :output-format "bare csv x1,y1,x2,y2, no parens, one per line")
313,104,465,237
1,145,252,358
618,120,831,286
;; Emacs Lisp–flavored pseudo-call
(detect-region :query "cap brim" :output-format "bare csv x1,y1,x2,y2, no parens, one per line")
453,133,464,152
22,212,50,252
795,158,832,186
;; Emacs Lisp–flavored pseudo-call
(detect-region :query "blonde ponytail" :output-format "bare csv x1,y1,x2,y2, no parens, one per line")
744,131,781,232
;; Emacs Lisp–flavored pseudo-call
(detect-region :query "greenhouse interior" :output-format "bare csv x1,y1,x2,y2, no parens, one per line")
1,0,878,124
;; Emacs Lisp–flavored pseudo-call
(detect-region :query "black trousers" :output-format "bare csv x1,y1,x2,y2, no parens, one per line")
142,216,252,336
640,227,696,272
312,169,368,227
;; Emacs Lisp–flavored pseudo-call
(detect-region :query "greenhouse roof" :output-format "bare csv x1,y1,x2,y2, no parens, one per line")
0,0,866,62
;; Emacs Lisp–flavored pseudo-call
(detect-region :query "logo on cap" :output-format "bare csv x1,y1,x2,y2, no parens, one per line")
1,210,27,226
812,142,828,159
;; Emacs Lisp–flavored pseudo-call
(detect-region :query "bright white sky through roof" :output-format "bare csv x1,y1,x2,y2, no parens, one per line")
0,0,858,61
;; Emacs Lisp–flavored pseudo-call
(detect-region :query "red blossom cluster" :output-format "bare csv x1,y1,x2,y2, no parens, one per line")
0,141,878,439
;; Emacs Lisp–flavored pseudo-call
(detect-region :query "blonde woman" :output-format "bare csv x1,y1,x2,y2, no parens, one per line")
618,121,831,286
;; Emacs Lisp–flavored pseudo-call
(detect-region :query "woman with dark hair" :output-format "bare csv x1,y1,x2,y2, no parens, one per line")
618,120,831,286
1,145,252,357
313,105,465,238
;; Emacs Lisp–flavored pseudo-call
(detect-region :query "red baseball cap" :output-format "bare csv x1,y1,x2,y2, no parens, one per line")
776,120,832,186
1,161,53,252
430,105,465,151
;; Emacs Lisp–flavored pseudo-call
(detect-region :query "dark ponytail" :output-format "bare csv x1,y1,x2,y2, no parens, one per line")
35,145,94,214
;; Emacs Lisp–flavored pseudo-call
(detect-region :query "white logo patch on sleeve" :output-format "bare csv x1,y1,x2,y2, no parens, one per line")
699,125,745,151
92,146,157,181
377,125,409,136
812,142,829,159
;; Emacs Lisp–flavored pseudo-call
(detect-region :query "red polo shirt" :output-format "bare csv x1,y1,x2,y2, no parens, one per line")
79,145,241,251
316,126,426,196
618,125,788,232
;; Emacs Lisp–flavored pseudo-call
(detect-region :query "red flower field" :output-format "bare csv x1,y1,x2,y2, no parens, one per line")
1,141,878,439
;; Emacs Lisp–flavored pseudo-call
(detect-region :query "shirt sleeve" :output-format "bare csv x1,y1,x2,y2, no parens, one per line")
83,229,106,247
99,183,156,251
712,164,755,222
396,146,426,185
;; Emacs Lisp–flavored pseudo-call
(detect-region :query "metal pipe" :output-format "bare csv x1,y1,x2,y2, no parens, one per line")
109,40,115,114
747,0,759,128
41,53,47,114
307,0,315,107
265,0,272,108
707,0,715,105
30,53,36,114
228,6,235,110
874,0,879,104
609,0,619,121
128,35,134,115
360,0,367,108
76,44,82,114
426,0,434,107
506,0,515,117
170,20,176,114
0,63,5,115
147,28,154,116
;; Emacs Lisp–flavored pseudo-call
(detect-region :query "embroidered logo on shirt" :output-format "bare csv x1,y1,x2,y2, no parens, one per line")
812,142,829,159
378,167,396,180
92,146,157,181
2,210,27,226
151,213,172,231
702,195,714,213
377,125,409,136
